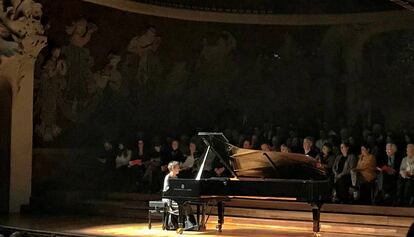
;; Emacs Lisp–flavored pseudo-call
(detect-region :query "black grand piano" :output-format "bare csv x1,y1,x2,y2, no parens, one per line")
163,132,332,234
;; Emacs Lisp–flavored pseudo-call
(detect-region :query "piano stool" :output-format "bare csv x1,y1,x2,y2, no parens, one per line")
148,200,167,230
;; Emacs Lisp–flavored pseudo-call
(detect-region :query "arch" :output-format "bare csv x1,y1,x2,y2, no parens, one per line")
83,0,414,25
0,78,12,214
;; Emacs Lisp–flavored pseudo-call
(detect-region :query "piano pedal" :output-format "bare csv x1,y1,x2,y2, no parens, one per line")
176,228,184,234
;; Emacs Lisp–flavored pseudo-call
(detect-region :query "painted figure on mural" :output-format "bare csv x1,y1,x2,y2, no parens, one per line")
93,53,123,94
196,30,237,90
34,46,67,141
62,18,97,113
198,31,236,71
124,25,162,101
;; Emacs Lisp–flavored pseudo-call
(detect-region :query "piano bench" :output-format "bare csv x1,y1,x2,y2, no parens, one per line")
148,200,167,230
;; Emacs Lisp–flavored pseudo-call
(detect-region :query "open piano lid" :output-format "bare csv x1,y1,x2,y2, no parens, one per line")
198,132,328,180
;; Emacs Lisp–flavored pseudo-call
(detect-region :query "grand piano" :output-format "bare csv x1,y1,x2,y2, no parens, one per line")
163,132,332,234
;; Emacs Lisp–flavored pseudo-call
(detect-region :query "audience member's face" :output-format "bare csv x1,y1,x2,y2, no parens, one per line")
303,139,312,151
154,145,161,152
118,143,124,150
280,145,289,153
138,140,144,149
385,144,396,157
340,144,349,156
361,146,369,156
243,140,251,149
260,144,270,151
189,143,196,153
406,144,414,157
104,142,112,151
172,140,179,150
322,145,330,156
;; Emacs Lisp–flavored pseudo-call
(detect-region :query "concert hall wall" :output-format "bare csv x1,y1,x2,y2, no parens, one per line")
33,0,414,148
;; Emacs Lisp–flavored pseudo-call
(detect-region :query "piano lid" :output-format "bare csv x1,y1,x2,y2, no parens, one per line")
197,132,328,180
230,147,327,180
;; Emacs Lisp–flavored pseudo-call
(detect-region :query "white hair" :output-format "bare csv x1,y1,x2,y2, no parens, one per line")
167,161,180,172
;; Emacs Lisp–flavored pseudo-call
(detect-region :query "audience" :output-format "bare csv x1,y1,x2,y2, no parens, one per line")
376,143,401,204
397,144,414,206
280,144,291,153
179,141,199,178
316,143,336,174
91,120,414,207
350,144,377,202
332,142,357,203
302,136,319,158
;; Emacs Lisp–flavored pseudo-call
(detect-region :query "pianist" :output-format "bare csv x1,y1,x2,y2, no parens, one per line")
162,161,197,230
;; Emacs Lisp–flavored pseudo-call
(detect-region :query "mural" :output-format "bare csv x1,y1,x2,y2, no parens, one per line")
32,0,414,147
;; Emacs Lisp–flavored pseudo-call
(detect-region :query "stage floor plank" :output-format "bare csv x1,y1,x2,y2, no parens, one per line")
0,214,410,237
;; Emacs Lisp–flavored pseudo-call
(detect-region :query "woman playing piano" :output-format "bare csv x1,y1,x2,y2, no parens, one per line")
162,161,197,231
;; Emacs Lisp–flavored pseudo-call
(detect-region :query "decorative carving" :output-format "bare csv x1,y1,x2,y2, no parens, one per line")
0,0,46,93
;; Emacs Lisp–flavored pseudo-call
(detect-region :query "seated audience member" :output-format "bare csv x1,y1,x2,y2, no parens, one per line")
179,141,199,178
251,134,261,149
280,144,291,153
286,130,301,153
260,143,271,151
350,144,377,202
128,138,148,190
170,139,186,163
315,130,329,150
161,139,185,173
96,139,116,189
115,142,132,169
141,141,163,193
114,142,133,191
332,142,357,203
316,143,336,172
376,143,401,204
270,135,281,151
212,153,231,178
397,144,414,206
162,161,197,230
97,139,115,168
243,139,252,149
303,136,319,158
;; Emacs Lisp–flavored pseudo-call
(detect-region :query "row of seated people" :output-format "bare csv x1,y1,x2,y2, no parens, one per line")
95,134,414,206
96,137,222,193
297,137,414,206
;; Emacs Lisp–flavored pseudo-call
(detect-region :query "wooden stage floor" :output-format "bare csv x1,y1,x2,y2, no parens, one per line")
0,214,411,237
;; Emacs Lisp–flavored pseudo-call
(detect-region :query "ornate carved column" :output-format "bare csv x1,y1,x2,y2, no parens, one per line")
0,0,47,212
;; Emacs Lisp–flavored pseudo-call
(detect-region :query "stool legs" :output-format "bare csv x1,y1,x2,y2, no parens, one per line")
148,210,152,229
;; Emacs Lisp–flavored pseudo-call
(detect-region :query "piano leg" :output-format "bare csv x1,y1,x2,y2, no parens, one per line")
196,204,200,228
176,204,185,234
311,203,322,233
216,201,224,232
200,203,206,230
